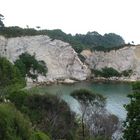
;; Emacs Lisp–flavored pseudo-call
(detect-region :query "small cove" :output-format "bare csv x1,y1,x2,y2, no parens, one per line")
30,81,132,120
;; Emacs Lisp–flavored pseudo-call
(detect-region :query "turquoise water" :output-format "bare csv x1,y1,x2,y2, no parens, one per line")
32,82,132,119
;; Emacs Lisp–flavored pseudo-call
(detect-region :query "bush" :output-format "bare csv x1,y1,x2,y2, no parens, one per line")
93,67,121,78
93,68,133,78
121,69,132,77
0,57,25,100
123,82,140,140
8,90,28,109
0,57,25,88
0,103,33,140
31,131,50,140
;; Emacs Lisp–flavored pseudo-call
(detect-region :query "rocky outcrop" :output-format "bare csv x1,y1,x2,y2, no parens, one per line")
0,35,90,82
81,46,140,81
1,34,140,82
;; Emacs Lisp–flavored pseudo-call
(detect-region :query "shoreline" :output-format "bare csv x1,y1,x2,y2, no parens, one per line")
25,77,137,89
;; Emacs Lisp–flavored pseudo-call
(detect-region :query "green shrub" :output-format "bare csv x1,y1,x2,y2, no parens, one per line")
8,90,28,109
31,131,50,140
121,69,132,77
101,67,120,78
92,67,121,78
123,82,140,140
0,57,25,100
93,68,133,78
0,103,33,140
0,57,25,88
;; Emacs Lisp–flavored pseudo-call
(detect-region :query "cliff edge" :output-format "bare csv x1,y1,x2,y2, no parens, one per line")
81,45,140,81
0,35,90,82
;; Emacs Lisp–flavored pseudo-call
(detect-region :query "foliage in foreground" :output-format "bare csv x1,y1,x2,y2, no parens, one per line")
0,103,50,140
0,103,32,140
0,57,25,100
8,91,78,140
0,57,25,88
123,82,140,140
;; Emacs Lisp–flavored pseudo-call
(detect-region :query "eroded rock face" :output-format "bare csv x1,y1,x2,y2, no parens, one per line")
0,35,90,82
81,46,140,81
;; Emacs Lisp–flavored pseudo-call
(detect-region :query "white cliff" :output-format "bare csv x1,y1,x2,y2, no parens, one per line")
81,46,140,81
0,35,90,82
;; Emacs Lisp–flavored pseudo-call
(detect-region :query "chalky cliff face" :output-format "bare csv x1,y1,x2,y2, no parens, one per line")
81,46,140,81
0,35,90,82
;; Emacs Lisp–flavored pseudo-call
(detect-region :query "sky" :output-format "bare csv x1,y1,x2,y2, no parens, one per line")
1,0,140,44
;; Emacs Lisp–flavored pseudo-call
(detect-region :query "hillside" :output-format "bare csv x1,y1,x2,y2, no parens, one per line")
0,26,126,53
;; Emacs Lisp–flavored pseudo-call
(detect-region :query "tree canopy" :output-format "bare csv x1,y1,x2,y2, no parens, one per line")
0,26,126,53
71,89,119,140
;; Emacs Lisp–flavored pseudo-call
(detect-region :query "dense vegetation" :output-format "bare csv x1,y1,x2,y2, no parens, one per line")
0,103,50,140
0,57,25,100
8,91,78,140
123,82,140,140
75,31,125,50
0,103,33,140
0,26,126,53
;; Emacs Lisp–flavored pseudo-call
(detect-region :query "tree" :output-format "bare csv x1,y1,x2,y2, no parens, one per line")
123,82,140,140
0,14,4,27
71,89,106,139
71,89,119,140
14,52,47,81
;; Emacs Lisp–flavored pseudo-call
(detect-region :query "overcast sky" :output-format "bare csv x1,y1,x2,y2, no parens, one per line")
1,0,140,44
